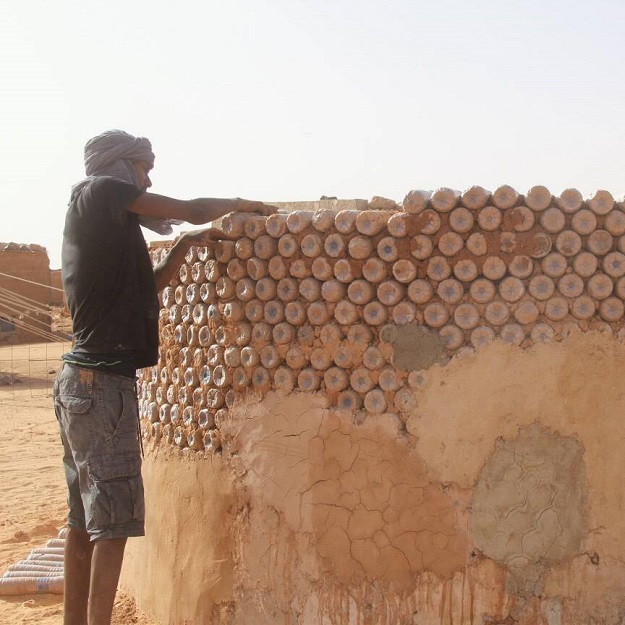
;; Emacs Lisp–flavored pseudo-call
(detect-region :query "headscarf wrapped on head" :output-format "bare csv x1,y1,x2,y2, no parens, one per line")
72,129,181,235
84,129,155,177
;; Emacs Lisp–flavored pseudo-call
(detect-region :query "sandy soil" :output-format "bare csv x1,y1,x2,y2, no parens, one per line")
0,341,157,625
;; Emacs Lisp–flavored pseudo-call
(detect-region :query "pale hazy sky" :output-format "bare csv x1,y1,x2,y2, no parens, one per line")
2,0,625,268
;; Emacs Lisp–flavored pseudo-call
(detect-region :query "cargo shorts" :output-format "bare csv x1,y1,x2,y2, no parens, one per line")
53,362,145,541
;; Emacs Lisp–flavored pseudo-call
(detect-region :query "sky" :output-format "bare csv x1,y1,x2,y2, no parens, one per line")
2,0,625,268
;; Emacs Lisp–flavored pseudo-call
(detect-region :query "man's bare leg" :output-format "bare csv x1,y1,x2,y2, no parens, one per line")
87,537,127,625
64,527,94,625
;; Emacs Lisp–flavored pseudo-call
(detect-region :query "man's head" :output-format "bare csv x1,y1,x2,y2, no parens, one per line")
83,130,155,190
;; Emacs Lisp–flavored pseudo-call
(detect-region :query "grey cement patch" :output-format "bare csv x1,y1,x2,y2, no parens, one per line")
379,323,446,371
470,423,586,596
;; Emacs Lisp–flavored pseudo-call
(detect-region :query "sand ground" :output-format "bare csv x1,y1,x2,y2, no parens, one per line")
0,341,156,625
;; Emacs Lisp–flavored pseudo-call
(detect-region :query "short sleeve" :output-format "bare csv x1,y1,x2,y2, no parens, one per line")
80,177,143,226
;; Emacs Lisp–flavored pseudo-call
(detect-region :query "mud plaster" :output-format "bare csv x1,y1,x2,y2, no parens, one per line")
470,423,586,596
221,392,471,616
121,451,238,625
379,322,446,371
128,331,625,624
404,331,625,620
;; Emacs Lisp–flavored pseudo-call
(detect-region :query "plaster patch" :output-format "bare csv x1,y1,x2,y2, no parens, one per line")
224,394,471,592
379,322,446,371
308,412,471,586
470,423,586,596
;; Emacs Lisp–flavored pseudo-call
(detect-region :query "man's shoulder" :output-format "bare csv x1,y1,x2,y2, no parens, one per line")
88,176,140,196
74,177,143,214
67,178,142,230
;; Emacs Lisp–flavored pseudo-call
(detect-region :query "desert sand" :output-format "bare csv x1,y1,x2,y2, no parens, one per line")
0,341,156,625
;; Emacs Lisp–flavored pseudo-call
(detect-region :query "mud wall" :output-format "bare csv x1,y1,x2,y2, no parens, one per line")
125,186,625,624
0,244,53,343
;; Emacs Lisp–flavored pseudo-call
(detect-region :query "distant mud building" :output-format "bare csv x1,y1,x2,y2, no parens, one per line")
0,243,62,344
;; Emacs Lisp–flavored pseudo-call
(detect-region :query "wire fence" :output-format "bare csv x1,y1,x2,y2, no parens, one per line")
0,268,70,397
0,271,71,398
0,269,70,344
0,341,71,399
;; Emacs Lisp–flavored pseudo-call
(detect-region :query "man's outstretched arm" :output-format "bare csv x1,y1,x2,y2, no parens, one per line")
129,193,276,224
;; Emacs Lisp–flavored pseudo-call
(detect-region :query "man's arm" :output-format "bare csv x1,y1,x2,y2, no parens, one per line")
152,228,234,292
129,193,276,224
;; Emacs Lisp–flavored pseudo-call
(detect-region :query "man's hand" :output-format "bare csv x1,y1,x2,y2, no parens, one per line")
154,227,236,290
177,227,237,249
233,198,278,216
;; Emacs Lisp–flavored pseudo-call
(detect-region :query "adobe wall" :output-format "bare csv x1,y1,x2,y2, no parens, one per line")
124,186,625,624
0,243,53,343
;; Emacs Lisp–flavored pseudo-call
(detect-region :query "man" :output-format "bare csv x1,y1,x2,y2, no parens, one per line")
54,129,275,625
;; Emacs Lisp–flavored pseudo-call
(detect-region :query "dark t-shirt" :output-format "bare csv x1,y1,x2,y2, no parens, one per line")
62,177,160,373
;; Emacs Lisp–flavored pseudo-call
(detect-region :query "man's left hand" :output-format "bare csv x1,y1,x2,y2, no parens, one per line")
178,227,237,248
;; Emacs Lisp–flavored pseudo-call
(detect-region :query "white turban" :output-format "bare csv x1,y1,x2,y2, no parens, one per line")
84,129,155,178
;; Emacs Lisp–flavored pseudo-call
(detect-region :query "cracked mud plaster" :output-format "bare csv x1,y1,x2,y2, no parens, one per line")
379,322,446,371
470,423,586,597
224,392,470,593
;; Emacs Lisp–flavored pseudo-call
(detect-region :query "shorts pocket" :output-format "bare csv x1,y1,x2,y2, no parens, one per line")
55,366,94,414
57,395,93,413
88,453,145,527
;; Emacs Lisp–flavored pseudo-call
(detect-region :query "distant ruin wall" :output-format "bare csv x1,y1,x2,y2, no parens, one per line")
125,186,625,624
0,244,52,343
